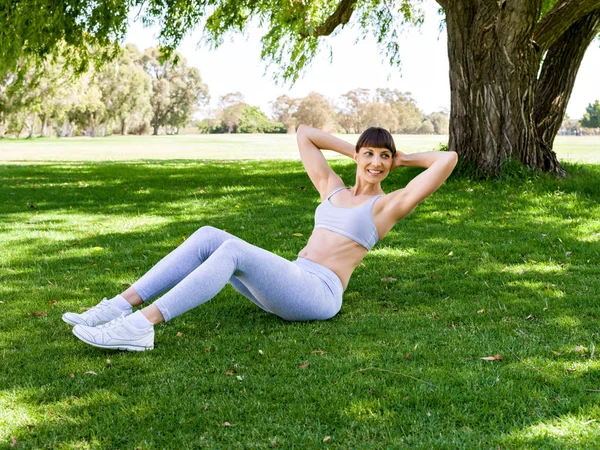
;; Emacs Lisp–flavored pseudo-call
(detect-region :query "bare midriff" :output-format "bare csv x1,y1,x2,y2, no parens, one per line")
298,228,369,290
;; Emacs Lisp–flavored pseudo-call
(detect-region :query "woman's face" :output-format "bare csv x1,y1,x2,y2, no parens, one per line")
354,147,394,182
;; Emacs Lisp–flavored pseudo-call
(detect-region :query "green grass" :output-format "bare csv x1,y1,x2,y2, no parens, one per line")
2,153,600,448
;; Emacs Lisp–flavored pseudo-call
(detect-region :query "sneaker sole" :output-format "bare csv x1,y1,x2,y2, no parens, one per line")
62,314,87,326
72,327,154,351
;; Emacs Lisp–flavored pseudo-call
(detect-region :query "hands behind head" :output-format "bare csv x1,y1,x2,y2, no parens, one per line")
391,151,407,171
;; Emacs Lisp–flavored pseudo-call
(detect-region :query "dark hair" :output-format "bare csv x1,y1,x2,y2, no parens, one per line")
355,127,396,156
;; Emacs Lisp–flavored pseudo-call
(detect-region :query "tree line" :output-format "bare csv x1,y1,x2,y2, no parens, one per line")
0,42,450,138
1,40,595,139
200,89,450,135
0,44,208,138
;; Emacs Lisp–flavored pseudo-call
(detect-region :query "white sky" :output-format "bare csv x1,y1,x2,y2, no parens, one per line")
126,0,600,120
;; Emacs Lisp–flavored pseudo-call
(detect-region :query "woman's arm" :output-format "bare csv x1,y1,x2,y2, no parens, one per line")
296,125,352,198
382,150,458,221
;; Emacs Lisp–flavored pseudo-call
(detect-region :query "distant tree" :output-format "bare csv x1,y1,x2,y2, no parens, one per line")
238,105,270,133
98,45,152,135
375,89,423,134
335,109,355,134
68,73,106,136
417,119,435,135
293,92,335,131
581,100,600,128
1,57,79,138
143,47,209,135
165,66,206,134
237,105,286,133
271,95,299,132
427,111,450,135
361,102,399,132
339,88,371,133
198,117,226,134
219,92,246,133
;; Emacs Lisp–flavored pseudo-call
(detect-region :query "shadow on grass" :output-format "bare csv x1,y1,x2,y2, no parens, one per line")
2,160,600,448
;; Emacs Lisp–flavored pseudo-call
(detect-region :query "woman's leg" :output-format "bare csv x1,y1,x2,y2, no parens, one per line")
150,238,342,322
63,226,237,327
131,225,273,317
130,225,238,303
71,236,343,350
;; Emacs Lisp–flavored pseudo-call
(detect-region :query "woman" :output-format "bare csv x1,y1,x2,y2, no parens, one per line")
63,125,457,351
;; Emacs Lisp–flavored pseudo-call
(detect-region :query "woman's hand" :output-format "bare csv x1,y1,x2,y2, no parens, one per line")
391,151,407,171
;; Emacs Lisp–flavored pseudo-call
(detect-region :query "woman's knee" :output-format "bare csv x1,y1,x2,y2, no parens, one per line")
218,238,250,254
192,225,222,239
186,226,233,259
189,225,230,245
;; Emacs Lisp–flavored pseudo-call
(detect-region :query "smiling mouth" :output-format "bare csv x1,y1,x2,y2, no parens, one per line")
367,169,383,175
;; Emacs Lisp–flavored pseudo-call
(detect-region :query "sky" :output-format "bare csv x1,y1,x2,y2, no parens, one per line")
126,0,600,120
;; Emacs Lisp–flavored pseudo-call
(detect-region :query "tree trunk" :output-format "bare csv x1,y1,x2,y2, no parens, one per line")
445,0,565,176
534,9,600,165
26,115,35,138
40,115,48,137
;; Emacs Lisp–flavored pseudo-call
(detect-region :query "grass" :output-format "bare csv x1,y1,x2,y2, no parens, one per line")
0,134,598,163
1,143,600,448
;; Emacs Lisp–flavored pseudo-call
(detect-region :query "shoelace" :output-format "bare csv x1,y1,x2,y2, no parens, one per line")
84,299,110,318
94,313,127,330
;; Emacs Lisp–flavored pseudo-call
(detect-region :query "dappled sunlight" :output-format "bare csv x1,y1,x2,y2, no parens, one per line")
369,247,418,259
502,407,600,447
344,399,391,422
549,315,582,328
2,159,600,447
500,262,567,275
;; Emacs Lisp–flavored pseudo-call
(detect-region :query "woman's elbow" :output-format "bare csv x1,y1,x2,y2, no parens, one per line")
447,151,458,168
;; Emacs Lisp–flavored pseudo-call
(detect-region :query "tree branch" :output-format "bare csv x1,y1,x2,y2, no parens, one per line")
534,0,600,53
436,0,448,9
303,0,358,38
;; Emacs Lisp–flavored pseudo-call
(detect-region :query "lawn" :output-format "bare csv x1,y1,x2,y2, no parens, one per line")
1,133,598,163
1,138,600,448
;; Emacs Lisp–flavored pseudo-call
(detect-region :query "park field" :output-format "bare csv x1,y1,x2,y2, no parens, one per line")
1,137,600,448
0,133,599,162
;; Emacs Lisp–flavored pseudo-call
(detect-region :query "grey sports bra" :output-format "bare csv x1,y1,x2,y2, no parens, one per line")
314,186,384,250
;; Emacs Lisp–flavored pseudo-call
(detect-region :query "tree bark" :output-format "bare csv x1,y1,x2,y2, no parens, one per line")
533,0,600,52
534,8,600,166
445,0,571,176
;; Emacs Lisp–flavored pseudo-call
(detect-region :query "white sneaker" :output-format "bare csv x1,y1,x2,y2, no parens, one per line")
62,298,131,327
72,315,154,351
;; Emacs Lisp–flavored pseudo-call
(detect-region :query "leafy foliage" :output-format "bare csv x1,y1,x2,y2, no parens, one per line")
0,44,207,137
1,0,425,82
581,100,600,128
0,0,128,76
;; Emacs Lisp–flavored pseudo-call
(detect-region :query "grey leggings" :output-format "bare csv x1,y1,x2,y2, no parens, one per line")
131,226,343,322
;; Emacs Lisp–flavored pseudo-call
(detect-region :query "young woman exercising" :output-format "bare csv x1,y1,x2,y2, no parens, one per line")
63,125,457,351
